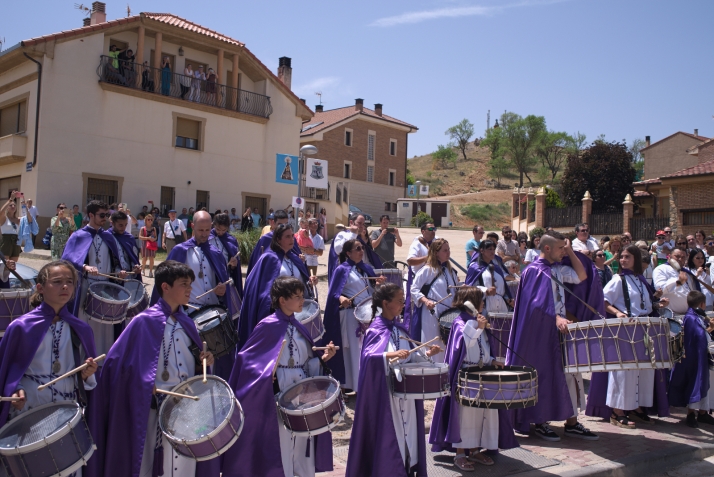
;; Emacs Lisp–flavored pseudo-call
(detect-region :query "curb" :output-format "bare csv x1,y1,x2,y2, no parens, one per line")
21,252,52,261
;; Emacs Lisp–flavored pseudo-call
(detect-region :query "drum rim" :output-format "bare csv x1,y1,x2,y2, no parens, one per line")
564,362,672,373
0,289,32,298
0,401,83,455
277,400,344,437
159,375,243,447
392,362,449,375
87,281,131,305
189,305,228,319
276,376,341,416
127,291,150,310
488,312,514,319
437,307,462,320
296,299,320,324
459,365,537,382
565,316,668,330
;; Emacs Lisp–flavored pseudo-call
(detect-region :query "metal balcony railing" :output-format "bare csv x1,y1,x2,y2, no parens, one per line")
97,55,273,119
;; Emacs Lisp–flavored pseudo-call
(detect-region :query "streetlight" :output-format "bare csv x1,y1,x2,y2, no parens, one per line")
297,144,318,228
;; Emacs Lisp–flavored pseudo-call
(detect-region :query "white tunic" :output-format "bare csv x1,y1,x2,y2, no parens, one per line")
209,235,230,264
339,268,374,392
411,265,458,363
653,264,693,314
112,236,132,272
407,238,429,275
185,245,220,308
332,231,357,255
474,265,509,315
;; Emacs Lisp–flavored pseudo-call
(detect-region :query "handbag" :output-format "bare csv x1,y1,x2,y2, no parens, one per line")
144,228,158,251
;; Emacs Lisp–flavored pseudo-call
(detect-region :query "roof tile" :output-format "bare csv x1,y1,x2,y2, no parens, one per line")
300,106,417,136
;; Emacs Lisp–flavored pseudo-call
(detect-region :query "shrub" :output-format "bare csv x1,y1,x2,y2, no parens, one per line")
529,227,545,239
411,211,434,227
545,187,566,209
232,228,262,264
460,203,510,222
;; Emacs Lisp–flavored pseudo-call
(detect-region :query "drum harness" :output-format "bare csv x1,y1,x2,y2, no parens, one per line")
419,266,458,316
475,261,513,311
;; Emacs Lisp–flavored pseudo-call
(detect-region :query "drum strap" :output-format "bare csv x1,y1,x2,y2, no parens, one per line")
621,276,632,317
419,273,443,299
70,329,88,407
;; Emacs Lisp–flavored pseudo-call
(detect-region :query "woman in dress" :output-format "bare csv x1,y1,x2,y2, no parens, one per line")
604,235,622,274
139,213,158,277
50,203,75,260
160,56,171,96
0,191,26,262
205,67,217,105
465,240,513,318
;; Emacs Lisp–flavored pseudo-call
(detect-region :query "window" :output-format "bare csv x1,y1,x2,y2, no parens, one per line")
683,209,714,226
336,187,342,205
367,165,374,183
0,101,27,137
343,186,348,204
345,129,353,147
389,171,396,186
390,139,397,156
343,162,351,179
160,186,175,216
87,178,118,206
367,133,375,161
176,117,200,150
384,202,391,211
392,203,397,212
196,190,210,211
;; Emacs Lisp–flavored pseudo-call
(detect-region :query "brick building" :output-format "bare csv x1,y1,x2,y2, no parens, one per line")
640,130,707,180
299,99,417,237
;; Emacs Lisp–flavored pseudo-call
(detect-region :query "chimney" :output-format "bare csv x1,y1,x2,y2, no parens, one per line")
315,105,324,113
300,98,306,104
90,2,106,25
694,129,699,137
355,98,363,112
83,17,91,27
645,135,650,147
374,103,383,117
277,57,292,90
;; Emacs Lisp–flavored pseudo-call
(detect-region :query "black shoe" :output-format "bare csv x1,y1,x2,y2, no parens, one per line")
628,409,653,424
534,423,561,442
686,413,699,428
697,413,714,425
564,422,600,440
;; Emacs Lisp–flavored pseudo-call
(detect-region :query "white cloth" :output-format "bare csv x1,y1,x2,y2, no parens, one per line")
566,373,586,417
550,264,581,317
653,264,693,314
339,308,362,391
572,236,600,253
306,231,324,268
606,369,655,411
0,217,17,235
342,267,373,305
652,242,670,260
163,219,186,240
208,235,230,264
185,245,220,308
407,238,429,274
333,231,357,255
475,266,509,315
689,369,714,410
603,274,653,317
411,265,458,363
524,248,539,264
112,235,134,272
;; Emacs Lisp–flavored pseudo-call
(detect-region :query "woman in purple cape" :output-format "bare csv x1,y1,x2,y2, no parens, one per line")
346,283,441,477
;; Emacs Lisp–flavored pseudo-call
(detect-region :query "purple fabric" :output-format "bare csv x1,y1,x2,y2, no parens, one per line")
464,258,513,300
505,257,573,432
109,227,140,268
327,233,382,282
561,253,603,322
222,310,332,477
429,312,518,452
327,242,338,282
357,234,383,270
345,316,427,477
210,229,243,297
86,299,201,477
0,302,96,428
669,308,710,406
246,232,301,275
320,259,375,385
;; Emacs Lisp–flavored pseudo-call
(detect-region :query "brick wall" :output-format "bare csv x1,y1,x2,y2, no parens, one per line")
697,141,714,164
671,182,714,235
643,134,702,180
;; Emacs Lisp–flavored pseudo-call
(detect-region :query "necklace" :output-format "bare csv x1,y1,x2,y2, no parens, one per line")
391,327,401,351
628,275,646,310
193,248,205,279
477,332,485,368
92,235,102,265
285,257,295,276
51,320,64,374
287,325,297,367
161,318,179,381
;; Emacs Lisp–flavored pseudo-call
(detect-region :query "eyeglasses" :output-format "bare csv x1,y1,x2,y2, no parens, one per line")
664,231,672,234
656,236,665,239
96,213,109,218
353,246,364,252
578,229,589,233
58,206,66,210
677,242,687,245
426,227,437,232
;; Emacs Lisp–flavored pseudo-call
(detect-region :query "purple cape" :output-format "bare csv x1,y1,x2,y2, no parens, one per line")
327,234,383,282
669,308,710,406
561,253,601,322
238,248,309,349
246,231,301,276
211,230,243,298
222,310,332,477
429,312,518,452
86,299,201,477
0,302,96,427
464,258,513,299
320,259,375,385
108,227,141,268
62,225,122,315
345,317,427,477
505,257,573,432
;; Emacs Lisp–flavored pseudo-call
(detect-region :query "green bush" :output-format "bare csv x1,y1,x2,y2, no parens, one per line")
460,203,510,222
529,227,545,239
411,211,434,227
232,228,262,264
545,187,566,209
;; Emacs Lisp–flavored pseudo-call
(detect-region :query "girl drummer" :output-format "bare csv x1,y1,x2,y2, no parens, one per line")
322,239,385,395
465,240,514,317
603,244,669,428
411,238,458,362
346,283,441,477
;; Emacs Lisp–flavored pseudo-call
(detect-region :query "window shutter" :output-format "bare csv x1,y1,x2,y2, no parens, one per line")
176,118,199,140
17,101,27,133
0,104,20,137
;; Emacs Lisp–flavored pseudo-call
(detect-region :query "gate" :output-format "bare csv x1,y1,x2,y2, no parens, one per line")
544,206,580,228
590,212,623,236
630,217,670,241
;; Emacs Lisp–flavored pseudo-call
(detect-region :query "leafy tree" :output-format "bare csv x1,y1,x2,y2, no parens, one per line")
432,144,458,170
446,119,475,161
411,211,434,227
629,138,646,181
561,140,635,212
537,131,571,181
545,187,565,208
481,126,505,162
566,131,587,155
497,112,547,187
487,157,514,187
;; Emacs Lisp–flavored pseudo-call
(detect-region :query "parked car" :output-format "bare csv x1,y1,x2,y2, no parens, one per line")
9,263,39,289
348,205,372,226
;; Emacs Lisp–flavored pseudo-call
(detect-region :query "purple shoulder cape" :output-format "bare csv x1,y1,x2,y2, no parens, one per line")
86,299,201,477
320,259,375,385
345,317,427,477
327,244,338,282
429,312,518,452
108,227,140,268
464,259,513,299
0,302,96,427
246,232,301,276
505,258,573,433
210,230,243,298
357,234,383,269
222,310,332,477
669,308,711,407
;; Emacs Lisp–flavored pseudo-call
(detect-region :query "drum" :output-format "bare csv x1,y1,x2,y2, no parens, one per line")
561,317,672,373
390,362,450,400
276,376,345,437
159,375,244,461
372,269,404,287
124,279,149,320
488,312,514,361
437,307,461,344
353,298,375,333
667,318,684,363
457,365,538,409
225,284,242,321
0,288,31,337
189,306,239,360
0,401,95,477
84,281,131,324
295,299,324,341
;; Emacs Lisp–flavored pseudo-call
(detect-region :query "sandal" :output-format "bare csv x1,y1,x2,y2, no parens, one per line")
610,412,635,429
454,454,475,471
467,451,494,466
629,409,653,424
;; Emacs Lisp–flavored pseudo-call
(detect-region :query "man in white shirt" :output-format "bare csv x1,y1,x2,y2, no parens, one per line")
406,222,437,275
163,209,187,254
229,207,241,224
22,198,39,246
305,218,324,276
663,227,675,250
571,223,600,258
653,248,693,314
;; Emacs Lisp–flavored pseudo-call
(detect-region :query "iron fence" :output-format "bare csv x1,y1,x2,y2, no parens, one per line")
590,212,623,236
630,217,670,241
544,206,581,228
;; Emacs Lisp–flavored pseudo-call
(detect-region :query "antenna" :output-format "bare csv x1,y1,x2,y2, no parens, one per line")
127,4,131,16
487,110,490,130
315,91,322,105
74,3,91,17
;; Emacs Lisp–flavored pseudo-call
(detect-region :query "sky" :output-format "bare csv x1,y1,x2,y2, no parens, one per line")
2,0,713,157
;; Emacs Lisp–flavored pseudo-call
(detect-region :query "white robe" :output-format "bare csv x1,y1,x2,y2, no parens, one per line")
474,266,509,315
411,265,458,363
185,245,220,309
339,268,374,391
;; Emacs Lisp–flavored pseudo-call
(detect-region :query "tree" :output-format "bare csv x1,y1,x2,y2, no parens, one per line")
487,157,514,187
566,131,587,156
537,131,571,181
432,144,458,170
629,138,646,181
497,112,547,187
446,119,475,161
561,140,635,212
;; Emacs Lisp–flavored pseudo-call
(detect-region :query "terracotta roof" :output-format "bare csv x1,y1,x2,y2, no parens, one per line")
634,190,652,197
632,178,662,186
22,15,141,46
641,131,709,152
300,106,418,136
661,159,714,179
687,136,714,154
142,13,245,47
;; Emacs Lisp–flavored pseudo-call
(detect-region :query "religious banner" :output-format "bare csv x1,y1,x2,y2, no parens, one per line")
407,185,416,197
305,158,328,189
276,154,299,185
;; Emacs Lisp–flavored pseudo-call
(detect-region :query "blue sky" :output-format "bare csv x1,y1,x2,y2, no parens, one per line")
2,0,712,157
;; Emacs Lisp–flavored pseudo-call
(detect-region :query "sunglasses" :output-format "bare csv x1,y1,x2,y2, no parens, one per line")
665,231,672,234
595,253,605,257
353,246,364,252
656,236,665,239
426,227,437,232
708,242,714,247
578,229,589,233
58,206,67,210
95,213,109,218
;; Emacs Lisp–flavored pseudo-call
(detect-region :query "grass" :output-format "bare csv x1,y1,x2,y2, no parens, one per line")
460,202,510,222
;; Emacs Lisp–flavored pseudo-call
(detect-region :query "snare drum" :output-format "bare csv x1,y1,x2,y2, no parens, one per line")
225,284,242,321
159,375,244,461
84,281,131,324
0,401,95,477
295,299,324,341
488,312,514,361
372,269,404,287
189,306,239,359
561,317,672,373
457,365,538,409
276,376,345,437
667,317,684,363
437,308,461,344
124,279,149,320
353,298,375,333
0,288,31,337
390,362,450,400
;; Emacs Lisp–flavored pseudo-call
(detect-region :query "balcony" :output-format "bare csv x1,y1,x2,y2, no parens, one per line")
0,134,27,165
97,56,273,119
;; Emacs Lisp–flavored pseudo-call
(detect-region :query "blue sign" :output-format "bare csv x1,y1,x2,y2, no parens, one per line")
276,154,299,185
26,162,32,172
407,185,416,197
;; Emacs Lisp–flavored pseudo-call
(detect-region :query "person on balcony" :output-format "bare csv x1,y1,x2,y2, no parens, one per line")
181,63,193,99
206,67,218,105
118,49,136,86
190,65,205,102
141,61,154,91
160,56,171,96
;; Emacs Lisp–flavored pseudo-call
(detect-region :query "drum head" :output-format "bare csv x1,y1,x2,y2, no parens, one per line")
123,279,146,306
0,402,78,451
658,307,674,319
160,376,236,442
295,300,319,324
438,308,462,326
278,377,339,412
354,298,375,325
668,318,682,336
89,281,131,303
190,306,227,332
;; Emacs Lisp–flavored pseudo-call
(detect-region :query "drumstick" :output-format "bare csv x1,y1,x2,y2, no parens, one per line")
0,396,23,402
95,272,131,282
155,388,200,401
429,293,453,315
202,341,208,384
185,303,200,310
348,286,369,302
272,340,287,380
312,346,341,351
389,336,439,364
38,354,107,390
195,279,234,300
0,251,31,288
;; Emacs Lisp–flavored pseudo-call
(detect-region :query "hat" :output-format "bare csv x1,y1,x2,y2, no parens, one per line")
656,230,666,237
267,213,275,220
335,223,345,230
169,209,177,213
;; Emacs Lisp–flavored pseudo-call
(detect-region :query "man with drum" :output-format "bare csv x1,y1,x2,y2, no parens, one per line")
465,240,514,316
209,212,243,301
653,248,695,315
506,231,599,441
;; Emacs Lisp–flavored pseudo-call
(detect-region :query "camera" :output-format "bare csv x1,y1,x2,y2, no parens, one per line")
387,227,395,233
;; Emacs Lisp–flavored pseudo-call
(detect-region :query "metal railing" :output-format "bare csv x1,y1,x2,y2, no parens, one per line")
590,212,624,236
544,205,581,228
630,217,670,241
97,56,273,119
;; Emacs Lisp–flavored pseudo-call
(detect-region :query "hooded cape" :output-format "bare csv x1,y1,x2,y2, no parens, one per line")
320,259,375,384
109,226,141,269
210,229,243,298
345,317,427,477
86,299,201,477
246,231,301,276
464,258,513,300
669,308,711,406
429,312,518,452
0,302,96,428
222,310,332,477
